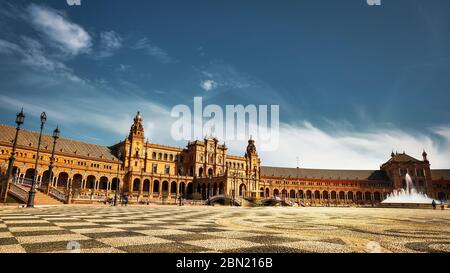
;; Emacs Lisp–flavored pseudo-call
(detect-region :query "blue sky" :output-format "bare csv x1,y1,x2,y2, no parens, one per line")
0,0,450,169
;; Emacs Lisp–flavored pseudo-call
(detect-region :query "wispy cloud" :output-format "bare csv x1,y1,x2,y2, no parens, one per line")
96,30,122,59
0,39,21,54
133,38,173,64
0,36,84,83
26,3,92,56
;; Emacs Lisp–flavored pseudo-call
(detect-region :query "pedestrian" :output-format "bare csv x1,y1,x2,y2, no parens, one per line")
441,201,445,210
432,200,436,210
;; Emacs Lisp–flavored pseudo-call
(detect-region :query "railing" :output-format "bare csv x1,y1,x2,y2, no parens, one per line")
207,194,242,205
13,176,34,188
8,183,29,203
48,186,67,203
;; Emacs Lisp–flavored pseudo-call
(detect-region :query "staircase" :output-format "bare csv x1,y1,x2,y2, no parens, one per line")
8,181,64,206
34,190,64,205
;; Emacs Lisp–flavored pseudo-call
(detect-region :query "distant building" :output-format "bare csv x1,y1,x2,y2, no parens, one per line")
1,112,449,204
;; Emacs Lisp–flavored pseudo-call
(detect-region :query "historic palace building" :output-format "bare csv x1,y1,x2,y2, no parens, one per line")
1,112,449,205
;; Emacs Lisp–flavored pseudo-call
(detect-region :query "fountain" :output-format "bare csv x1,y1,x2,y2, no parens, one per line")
382,173,437,208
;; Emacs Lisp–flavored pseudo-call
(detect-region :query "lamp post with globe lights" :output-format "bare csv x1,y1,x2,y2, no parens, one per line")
27,112,47,208
47,126,60,193
1,109,25,203
114,150,122,206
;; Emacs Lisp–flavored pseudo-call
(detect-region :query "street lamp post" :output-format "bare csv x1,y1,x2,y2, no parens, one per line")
114,150,122,206
47,127,60,193
231,172,236,207
27,112,46,208
1,109,25,203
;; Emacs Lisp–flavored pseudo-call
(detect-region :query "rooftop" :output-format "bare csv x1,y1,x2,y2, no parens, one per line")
0,124,118,162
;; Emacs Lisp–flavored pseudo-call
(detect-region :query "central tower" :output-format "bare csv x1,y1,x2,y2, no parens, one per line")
125,111,146,172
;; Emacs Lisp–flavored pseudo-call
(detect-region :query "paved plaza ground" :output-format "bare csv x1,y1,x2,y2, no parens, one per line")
0,205,449,253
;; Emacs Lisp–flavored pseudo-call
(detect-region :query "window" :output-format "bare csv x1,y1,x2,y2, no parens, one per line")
165,165,170,174
164,154,168,161
152,152,156,160
158,153,162,160
152,164,157,173
169,155,173,161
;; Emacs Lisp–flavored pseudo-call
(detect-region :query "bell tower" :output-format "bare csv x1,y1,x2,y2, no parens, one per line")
125,111,145,171
245,136,260,179
129,111,145,140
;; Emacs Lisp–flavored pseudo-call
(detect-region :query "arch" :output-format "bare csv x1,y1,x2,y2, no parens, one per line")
41,170,53,184
111,177,119,191
265,188,270,198
323,191,329,200
11,167,20,179
153,180,160,194
299,190,304,199
306,190,312,199
348,191,354,200
187,182,193,195
199,167,204,177
179,182,186,195
208,168,213,177
314,190,320,199
99,176,108,190
162,181,169,195
365,191,372,201
281,189,287,199
356,191,363,201
86,175,96,190
239,184,247,196
133,178,141,193
57,172,69,189
273,189,279,197
170,181,177,194
260,187,264,198
25,168,35,180
219,182,224,195
339,191,345,200
72,174,83,190
289,189,296,199
143,179,150,193
374,192,381,201
331,191,337,200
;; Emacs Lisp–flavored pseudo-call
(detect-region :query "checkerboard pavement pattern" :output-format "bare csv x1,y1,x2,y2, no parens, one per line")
0,206,449,253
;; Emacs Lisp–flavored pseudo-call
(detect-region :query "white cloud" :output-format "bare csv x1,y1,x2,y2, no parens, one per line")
27,4,92,56
254,122,450,170
200,80,218,91
133,38,172,64
96,30,122,58
0,37,83,83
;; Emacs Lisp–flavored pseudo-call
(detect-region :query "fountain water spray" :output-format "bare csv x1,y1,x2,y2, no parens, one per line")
382,173,437,204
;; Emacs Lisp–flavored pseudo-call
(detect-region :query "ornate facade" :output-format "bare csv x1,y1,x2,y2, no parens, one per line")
1,112,449,205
